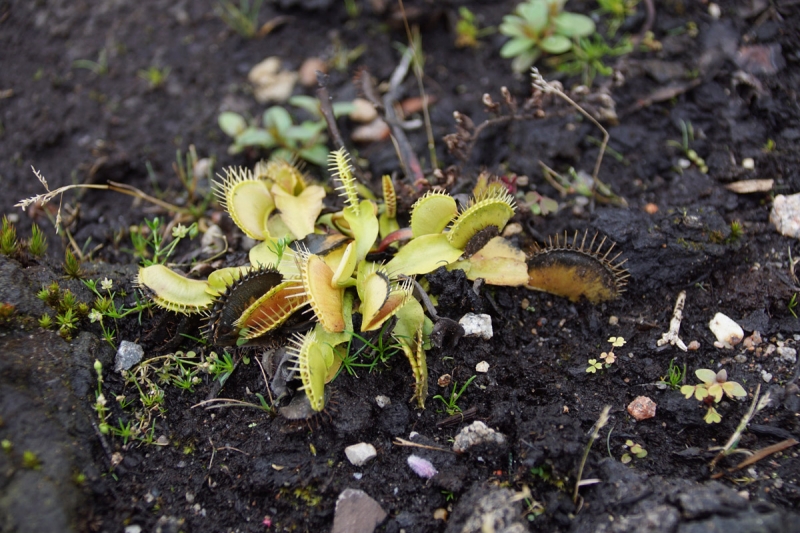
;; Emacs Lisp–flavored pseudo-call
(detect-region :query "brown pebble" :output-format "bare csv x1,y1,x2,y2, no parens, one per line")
438,374,452,387
298,57,327,87
644,203,659,214
627,396,657,421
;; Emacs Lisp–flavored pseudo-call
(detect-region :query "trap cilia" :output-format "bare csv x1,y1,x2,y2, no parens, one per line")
137,150,628,416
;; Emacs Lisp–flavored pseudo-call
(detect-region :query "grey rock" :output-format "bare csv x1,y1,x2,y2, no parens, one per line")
675,482,749,519
445,484,526,533
452,421,506,453
458,313,493,340
331,488,387,533
115,340,144,372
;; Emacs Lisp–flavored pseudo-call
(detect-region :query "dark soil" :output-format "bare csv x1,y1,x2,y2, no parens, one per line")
2,1,800,532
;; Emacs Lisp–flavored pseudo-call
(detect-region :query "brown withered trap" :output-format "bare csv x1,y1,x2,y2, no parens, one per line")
526,230,629,304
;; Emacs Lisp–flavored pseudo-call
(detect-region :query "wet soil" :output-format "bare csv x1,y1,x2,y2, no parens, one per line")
2,1,800,532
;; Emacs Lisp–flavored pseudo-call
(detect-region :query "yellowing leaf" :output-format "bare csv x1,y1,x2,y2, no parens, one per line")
385,233,463,276
272,184,325,240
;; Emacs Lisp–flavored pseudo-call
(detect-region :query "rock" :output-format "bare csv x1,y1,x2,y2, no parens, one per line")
349,98,378,123
444,484,526,533
459,313,493,340
709,313,744,349
375,395,390,408
248,57,297,104
777,346,797,363
475,361,489,373
331,489,387,533
351,118,390,143
452,421,507,454
298,57,326,87
344,443,377,466
676,481,749,519
627,396,657,421
115,340,144,371
770,193,800,239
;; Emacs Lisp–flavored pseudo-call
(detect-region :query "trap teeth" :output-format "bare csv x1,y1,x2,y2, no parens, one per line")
526,230,628,303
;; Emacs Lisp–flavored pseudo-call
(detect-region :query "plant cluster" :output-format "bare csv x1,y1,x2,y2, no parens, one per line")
500,0,595,73
454,7,495,49
1,216,48,258
83,277,151,349
620,439,647,463
134,149,629,416
37,281,90,339
586,336,625,373
218,96,354,166
681,369,747,423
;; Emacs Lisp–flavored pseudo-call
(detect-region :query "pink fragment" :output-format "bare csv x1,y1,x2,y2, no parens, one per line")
627,396,657,421
407,455,438,479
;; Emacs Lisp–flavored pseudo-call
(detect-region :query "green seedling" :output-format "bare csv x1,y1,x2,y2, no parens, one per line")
789,293,798,319
173,145,216,219
667,120,708,174
219,97,354,166
28,223,47,257
63,248,83,279
596,0,639,36
455,7,495,48
587,336,624,372
217,0,263,39
681,369,746,423
1,215,18,256
130,217,197,266
620,439,647,464
84,277,151,349
72,49,109,75
1,439,11,453
22,450,41,470
660,358,686,390
138,66,170,90
433,375,477,416
553,34,631,86
500,0,595,73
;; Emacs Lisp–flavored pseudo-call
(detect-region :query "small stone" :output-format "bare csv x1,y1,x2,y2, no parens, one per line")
349,98,378,123
761,370,773,383
437,374,452,387
734,354,748,363
501,222,522,237
351,118,390,143
475,361,490,373
345,443,377,466
777,346,797,363
459,313,493,340
248,57,297,104
770,193,800,239
742,157,755,170
644,203,659,214
433,508,448,521
709,313,744,349
331,488,387,533
687,340,701,350
452,421,506,453
375,395,391,408
627,396,657,421
298,57,327,87
124,526,142,533
115,340,144,372
608,315,619,326
708,3,721,19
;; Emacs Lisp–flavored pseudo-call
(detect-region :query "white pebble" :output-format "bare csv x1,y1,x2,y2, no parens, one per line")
475,361,490,373
761,370,773,383
459,313,493,339
407,455,437,479
345,443,377,467
770,193,800,239
375,395,391,408
709,312,743,349
742,157,755,170
708,3,721,19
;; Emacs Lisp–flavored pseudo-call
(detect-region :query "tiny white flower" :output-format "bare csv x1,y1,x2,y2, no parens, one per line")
96,393,107,407
100,278,113,291
89,309,103,323
172,224,189,239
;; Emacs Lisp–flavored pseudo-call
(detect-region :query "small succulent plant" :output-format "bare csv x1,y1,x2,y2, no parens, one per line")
681,369,747,423
136,150,628,416
500,0,596,73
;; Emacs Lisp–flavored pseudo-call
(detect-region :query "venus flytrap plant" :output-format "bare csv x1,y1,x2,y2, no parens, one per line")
132,145,627,416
